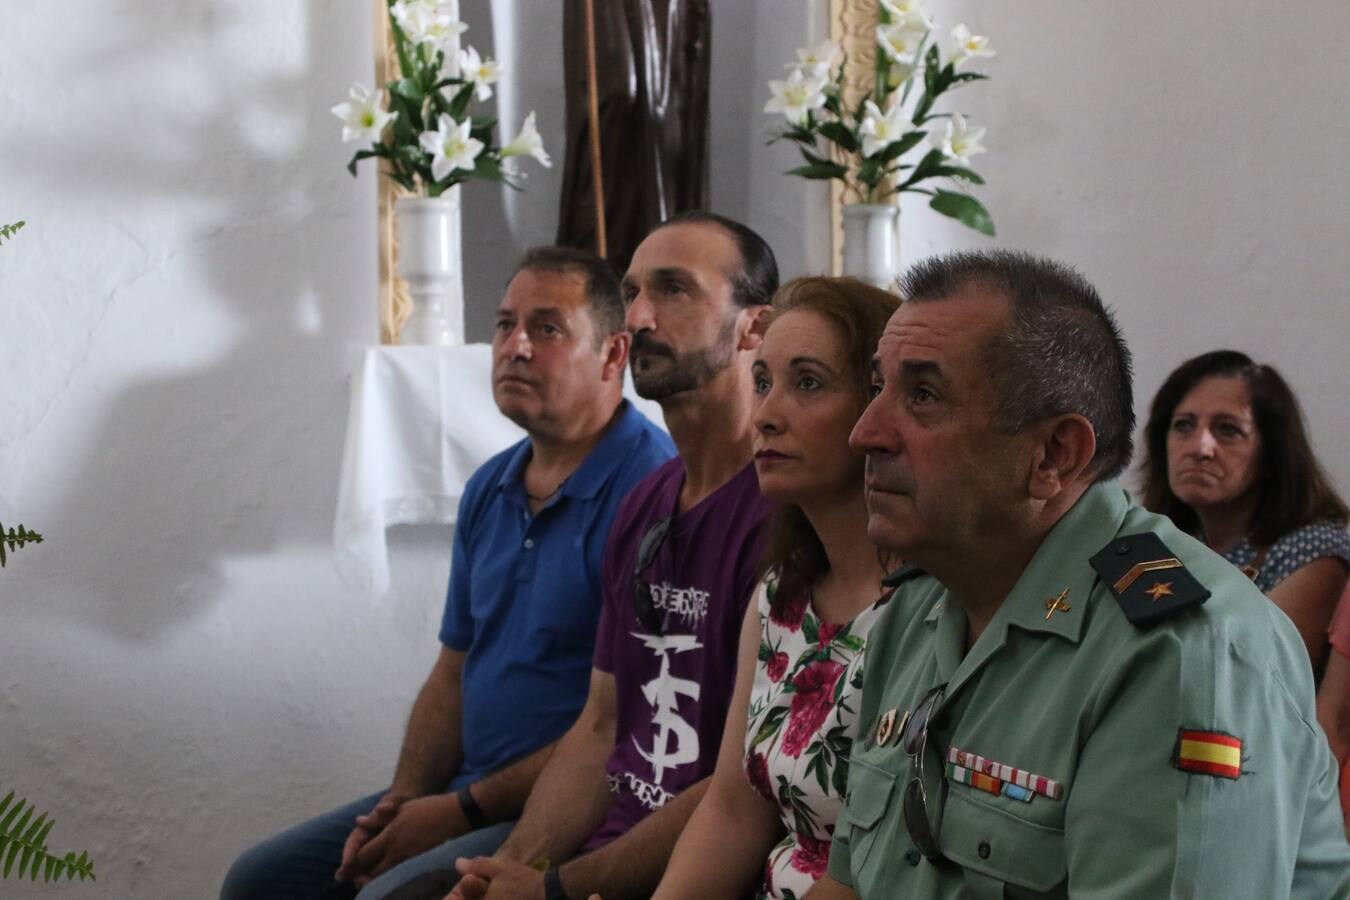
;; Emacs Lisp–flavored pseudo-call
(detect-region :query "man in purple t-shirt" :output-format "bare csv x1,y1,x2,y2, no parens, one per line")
586,453,768,848
443,212,779,900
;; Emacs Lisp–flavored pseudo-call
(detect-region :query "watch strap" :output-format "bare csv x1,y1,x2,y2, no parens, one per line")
455,785,490,830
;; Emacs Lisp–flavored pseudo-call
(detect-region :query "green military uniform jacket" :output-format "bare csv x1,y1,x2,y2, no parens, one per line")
829,483,1350,899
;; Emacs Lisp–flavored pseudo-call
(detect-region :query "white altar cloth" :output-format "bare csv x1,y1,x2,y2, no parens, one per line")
334,345,524,594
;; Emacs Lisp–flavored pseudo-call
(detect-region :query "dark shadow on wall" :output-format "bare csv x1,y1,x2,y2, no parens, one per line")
0,0,378,640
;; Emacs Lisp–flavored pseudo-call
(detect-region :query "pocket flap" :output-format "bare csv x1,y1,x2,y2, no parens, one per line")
844,756,899,830
940,788,1067,892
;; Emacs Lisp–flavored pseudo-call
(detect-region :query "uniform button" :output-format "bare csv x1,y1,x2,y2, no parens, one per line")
904,849,921,866
522,510,528,520
1115,543,1130,555
978,841,991,859
523,538,535,549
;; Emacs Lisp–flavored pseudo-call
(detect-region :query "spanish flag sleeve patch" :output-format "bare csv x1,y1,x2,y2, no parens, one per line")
1174,729,1242,779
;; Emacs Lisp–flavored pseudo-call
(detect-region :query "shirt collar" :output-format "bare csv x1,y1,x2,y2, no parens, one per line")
495,400,644,501
995,480,1131,644
925,481,1131,691
562,401,643,499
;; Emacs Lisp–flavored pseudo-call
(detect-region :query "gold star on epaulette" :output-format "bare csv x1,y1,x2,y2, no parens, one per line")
1090,533,1210,628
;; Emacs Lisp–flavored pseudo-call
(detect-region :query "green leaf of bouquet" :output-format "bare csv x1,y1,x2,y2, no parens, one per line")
898,148,945,188
857,157,881,187
875,130,926,163
469,116,497,144
817,121,859,153
447,83,475,119
930,190,996,236
346,150,379,177
389,78,423,102
932,165,985,184
786,162,848,181
389,16,415,76
799,145,833,167
472,154,506,181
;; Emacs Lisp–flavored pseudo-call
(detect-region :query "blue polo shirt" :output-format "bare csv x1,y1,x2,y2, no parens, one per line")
440,400,674,787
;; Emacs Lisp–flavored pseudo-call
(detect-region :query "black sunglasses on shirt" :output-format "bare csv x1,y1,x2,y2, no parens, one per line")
631,516,673,634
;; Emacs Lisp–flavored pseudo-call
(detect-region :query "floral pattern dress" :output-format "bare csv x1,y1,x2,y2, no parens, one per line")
742,572,889,900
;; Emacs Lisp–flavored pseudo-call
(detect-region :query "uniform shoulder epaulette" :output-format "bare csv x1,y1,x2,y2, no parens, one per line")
881,563,927,588
1089,532,1210,628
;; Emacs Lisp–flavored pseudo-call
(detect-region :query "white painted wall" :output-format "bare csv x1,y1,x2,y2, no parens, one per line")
1,1,1347,896
897,0,1350,495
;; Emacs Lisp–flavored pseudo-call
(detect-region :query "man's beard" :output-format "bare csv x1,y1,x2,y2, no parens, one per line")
629,316,739,401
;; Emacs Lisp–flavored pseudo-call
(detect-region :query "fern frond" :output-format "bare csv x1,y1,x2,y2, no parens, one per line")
0,789,95,882
0,221,24,244
0,522,44,568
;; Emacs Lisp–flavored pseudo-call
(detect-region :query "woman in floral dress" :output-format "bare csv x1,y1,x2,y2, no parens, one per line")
653,276,898,899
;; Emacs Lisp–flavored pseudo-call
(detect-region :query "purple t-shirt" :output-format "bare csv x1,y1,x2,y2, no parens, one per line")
587,458,771,848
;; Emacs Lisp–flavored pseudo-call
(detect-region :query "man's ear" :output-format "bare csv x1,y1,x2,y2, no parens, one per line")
1027,414,1097,501
600,331,630,382
737,304,773,352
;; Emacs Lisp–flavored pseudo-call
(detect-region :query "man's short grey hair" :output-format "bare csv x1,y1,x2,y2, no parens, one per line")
898,249,1135,481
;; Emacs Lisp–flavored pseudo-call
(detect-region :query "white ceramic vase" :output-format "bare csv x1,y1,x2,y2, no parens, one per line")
842,202,900,289
396,192,464,345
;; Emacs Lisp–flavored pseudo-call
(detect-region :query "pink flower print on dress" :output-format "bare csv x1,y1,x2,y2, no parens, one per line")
780,659,845,757
789,832,831,880
745,751,774,802
766,650,790,683
769,589,809,631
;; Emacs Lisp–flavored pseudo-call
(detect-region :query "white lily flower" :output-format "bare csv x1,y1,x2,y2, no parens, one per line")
876,21,928,65
501,111,552,168
887,58,922,88
933,113,987,163
419,114,484,181
764,67,829,126
881,0,933,31
458,46,501,101
392,0,466,51
859,99,910,158
950,24,995,66
791,40,841,78
331,83,397,143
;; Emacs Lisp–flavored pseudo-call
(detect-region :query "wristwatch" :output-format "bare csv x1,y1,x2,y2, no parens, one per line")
544,865,573,900
455,785,490,830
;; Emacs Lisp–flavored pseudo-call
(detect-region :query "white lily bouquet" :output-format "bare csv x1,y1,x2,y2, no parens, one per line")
765,0,995,235
332,0,550,196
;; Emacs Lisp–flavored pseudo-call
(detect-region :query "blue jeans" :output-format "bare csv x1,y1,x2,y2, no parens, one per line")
221,790,515,900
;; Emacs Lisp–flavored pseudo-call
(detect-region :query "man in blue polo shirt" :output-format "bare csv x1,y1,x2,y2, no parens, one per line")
220,247,674,900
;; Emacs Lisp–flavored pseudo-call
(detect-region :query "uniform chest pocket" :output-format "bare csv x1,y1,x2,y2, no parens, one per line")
841,755,903,878
941,788,1067,897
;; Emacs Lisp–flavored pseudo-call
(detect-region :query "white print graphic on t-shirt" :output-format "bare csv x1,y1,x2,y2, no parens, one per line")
631,633,702,785
646,581,710,627
606,771,674,812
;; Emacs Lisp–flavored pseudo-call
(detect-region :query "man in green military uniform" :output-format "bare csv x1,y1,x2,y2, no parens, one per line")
809,251,1350,899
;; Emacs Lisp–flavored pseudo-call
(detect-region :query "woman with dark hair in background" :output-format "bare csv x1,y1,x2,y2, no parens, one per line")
650,277,898,899
1140,350,1350,671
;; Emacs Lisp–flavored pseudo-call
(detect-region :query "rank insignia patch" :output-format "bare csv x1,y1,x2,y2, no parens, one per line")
1090,532,1210,628
1174,729,1242,779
